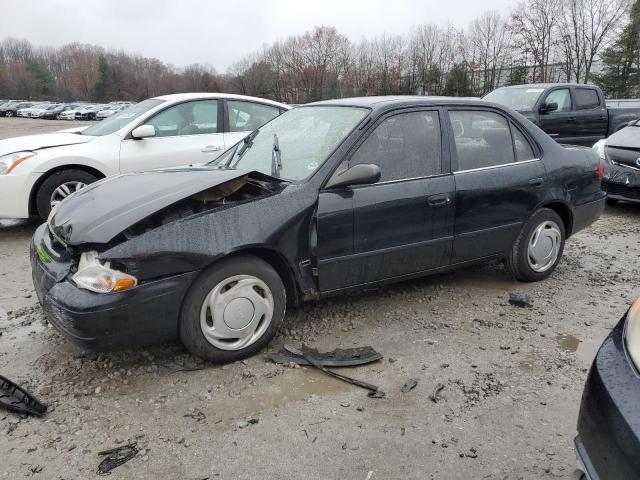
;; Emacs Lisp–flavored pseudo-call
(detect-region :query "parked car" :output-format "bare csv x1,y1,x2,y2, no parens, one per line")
18,102,51,118
593,123,640,204
76,104,108,120
96,105,127,120
483,83,640,146
575,297,640,480
30,96,606,363
0,101,32,117
58,105,87,120
30,103,64,119
0,93,289,220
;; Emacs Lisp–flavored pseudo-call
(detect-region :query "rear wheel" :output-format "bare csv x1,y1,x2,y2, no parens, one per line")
180,255,286,363
5,110,13,117
35,169,98,220
506,208,565,282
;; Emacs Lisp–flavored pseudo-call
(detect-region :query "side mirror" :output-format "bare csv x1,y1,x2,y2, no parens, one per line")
131,124,156,139
540,102,558,114
325,163,381,189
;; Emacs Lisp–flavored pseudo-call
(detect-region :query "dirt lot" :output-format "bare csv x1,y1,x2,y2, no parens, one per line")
1,117,639,479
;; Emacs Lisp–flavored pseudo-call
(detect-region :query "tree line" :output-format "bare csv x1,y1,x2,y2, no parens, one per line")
1,0,637,104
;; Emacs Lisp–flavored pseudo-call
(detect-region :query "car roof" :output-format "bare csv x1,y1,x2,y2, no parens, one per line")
492,83,599,90
306,95,498,110
152,92,290,109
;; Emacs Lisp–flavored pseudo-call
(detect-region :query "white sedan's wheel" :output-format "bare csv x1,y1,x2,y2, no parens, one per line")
50,181,87,208
199,274,274,351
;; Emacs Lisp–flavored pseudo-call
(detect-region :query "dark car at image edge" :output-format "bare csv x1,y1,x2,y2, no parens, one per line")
593,124,640,204
31,96,606,363
575,297,640,480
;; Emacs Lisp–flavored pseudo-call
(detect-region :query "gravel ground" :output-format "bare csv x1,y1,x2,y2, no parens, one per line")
1,118,639,479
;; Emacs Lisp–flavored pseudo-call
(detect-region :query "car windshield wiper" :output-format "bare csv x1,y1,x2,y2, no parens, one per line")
271,133,282,177
225,129,260,168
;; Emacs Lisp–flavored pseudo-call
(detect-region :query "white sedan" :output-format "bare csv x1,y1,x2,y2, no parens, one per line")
0,93,289,220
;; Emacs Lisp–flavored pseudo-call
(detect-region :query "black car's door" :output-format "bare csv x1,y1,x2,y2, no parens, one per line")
572,87,608,145
447,108,547,264
316,108,455,293
538,87,577,143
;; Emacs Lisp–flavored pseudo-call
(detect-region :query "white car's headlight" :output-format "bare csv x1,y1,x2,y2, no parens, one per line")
0,151,37,174
592,139,606,161
72,251,137,294
625,297,640,369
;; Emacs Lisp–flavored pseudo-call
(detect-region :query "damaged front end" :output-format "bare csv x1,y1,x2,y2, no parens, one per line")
603,146,640,203
31,167,285,350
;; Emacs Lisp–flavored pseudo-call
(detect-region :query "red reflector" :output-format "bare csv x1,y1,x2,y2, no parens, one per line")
597,161,604,179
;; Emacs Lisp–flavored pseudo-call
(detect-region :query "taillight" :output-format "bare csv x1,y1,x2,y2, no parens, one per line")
597,161,604,179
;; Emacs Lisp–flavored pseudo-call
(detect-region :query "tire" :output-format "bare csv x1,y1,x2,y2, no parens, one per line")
56,114,62,120
506,208,566,282
180,255,286,363
606,197,619,205
35,169,98,220
5,110,14,117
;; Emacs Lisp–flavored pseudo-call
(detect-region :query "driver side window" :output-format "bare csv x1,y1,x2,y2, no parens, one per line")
350,111,442,182
544,89,572,112
146,100,219,137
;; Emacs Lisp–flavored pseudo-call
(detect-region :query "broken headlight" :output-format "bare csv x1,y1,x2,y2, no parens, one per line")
72,251,137,293
0,151,37,174
625,297,640,369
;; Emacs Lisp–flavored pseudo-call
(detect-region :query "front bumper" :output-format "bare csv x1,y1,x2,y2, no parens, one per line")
576,317,640,480
30,224,199,350
602,163,640,204
0,171,40,218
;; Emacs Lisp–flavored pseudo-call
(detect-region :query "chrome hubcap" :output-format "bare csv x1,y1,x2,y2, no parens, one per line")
50,181,87,207
200,275,274,351
527,220,561,272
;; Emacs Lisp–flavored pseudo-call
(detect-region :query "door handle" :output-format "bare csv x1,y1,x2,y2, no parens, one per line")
427,193,452,206
202,145,223,153
528,177,544,186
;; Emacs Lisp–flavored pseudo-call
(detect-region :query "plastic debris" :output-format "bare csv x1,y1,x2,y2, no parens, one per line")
284,345,385,398
269,346,382,367
0,375,47,416
508,293,533,308
430,383,446,403
97,442,139,475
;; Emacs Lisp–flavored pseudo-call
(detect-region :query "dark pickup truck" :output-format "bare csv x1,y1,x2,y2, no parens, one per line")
484,83,640,147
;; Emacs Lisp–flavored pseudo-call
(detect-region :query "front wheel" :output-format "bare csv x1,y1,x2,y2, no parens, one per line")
506,208,565,282
5,110,14,117
180,255,286,363
35,169,98,220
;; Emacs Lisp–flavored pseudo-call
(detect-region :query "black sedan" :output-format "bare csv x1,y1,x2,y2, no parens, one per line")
594,124,640,204
31,96,606,363
576,298,640,479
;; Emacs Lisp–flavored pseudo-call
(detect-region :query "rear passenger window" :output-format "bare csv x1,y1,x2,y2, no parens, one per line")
449,110,514,171
575,88,600,110
512,126,535,161
350,111,442,182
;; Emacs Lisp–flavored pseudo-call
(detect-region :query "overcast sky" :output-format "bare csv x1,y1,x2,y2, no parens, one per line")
3,0,517,72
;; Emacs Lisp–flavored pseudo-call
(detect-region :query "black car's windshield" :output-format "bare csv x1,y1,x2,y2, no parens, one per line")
210,106,368,181
81,99,164,136
483,87,545,111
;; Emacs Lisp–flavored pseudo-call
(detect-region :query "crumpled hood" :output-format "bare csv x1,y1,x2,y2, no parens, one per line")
0,132,93,156
50,168,253,245
606,125,640,149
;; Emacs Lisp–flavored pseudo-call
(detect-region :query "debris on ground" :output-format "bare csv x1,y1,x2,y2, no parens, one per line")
97,442,139,475
429,383,445,403
269,345,382,367
401,379,418,393
0,375,47,416
508,293,533,308
157,361,204,375
284,345,385,398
